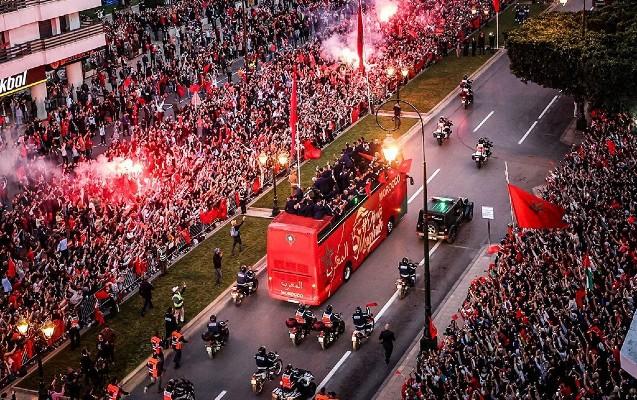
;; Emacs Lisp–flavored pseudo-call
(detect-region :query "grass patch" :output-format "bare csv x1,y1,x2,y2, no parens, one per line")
382,1,549,113
20,216,270,389
252,115,418,209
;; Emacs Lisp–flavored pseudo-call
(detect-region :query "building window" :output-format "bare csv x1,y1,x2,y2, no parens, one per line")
39,19,53,39
59,15,70,34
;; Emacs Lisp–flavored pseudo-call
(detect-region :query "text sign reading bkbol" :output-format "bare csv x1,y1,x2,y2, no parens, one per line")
0,66,47,98
481,206,494,220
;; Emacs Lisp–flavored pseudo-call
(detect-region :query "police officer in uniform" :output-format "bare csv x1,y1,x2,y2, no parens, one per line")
170,327,188,369
164,307,177,348
172,283,187,323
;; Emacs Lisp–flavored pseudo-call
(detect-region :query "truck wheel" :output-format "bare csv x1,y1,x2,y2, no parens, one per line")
387,217,395,236
343,262,352,282
446,226,458,244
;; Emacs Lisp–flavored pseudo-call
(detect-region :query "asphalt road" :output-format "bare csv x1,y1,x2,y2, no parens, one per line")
124,52,573,400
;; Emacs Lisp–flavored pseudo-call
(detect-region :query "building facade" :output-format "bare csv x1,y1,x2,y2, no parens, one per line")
0,0,106,120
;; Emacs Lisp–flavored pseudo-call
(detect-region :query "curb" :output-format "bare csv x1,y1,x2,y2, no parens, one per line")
371,246,490,400
119,254,269,390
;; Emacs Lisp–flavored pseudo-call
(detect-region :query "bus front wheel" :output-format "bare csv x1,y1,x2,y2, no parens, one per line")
343,263,352,282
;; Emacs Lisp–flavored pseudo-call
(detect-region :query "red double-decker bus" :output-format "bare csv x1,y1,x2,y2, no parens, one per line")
266,168,409,305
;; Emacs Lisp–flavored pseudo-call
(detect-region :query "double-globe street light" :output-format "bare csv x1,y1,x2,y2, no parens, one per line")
16,318,57,378
258,151,289,217
376,67,435,351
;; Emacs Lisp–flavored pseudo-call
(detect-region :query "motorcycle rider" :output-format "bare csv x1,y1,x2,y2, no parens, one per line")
236,265,256,295
398,257,417,287
321,305,343,332
295,304,315,334
352,306,373,334
437,117,453,137
280,364,301,392
206,314,228,343
254,346,277,379
460,74,473,89
475,137,493,157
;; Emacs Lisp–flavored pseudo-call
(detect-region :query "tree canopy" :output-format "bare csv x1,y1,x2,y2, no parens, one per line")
507,1,637,110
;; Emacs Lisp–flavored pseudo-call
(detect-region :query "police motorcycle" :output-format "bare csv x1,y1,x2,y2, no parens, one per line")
459,76,474,109
271,365,317,400
230,265,258,306
201,315,229,359
251,347,283,394
433,117,453,145
314,305,345,350
351,303,377,351
472,137,493,169
286,305,316,346
397,258,418,299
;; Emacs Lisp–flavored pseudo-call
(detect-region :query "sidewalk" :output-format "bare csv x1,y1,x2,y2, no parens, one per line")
372,246,494,400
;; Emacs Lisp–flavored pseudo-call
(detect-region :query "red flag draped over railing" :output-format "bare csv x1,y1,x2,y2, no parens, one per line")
303,140,321,160
507,184,567,229
357,0,365,73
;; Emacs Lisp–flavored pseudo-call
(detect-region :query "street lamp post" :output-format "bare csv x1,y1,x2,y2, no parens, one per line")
259,151,289,217
375,97,434,351
386,67,409,101
15,319,56,379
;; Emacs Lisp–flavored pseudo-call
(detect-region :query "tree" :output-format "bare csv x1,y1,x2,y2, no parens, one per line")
507,2,637,116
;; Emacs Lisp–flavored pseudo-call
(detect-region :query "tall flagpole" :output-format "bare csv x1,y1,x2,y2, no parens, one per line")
504,161,516,226
296,90,301,184
496,11,499,49
360,0,373,114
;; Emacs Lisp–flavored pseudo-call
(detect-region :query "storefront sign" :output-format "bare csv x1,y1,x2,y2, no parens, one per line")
0,66,47,98
48,49,101,70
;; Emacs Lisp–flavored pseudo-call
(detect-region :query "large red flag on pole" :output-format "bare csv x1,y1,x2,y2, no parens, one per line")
290,70,298,157
357,0,365,73
493,0,500,12
507,184,567,229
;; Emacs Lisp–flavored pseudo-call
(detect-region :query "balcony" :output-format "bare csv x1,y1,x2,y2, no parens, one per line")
0,0,102,31
0,21,105,76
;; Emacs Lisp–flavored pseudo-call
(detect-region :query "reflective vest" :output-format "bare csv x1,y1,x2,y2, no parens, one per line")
281,373,293,389
147,357,160,378
315,394,329,400
151,335,162,349
163,390,172,400
106,384,120,400
171,331,184,350
71,317,80,329
172,293,183,308
322,313,333,328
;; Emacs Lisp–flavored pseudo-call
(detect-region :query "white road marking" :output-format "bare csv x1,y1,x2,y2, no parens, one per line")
472,111,495,132
214,391,227,400
538,95,559,120
407,168,441,204
376,241,441,321
518,120,538,144
318,351,351,389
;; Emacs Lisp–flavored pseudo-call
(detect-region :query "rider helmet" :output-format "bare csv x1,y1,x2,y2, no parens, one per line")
478,138,485,144
209,315,217,322
240,265,247,273
355,306,362,314
326,305,333,314
258,346,266,355
463,74,469,81
401,257,409,264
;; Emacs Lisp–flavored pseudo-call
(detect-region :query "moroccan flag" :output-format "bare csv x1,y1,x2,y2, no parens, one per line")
200,209,218,225
429,319,438,339
252,177,261,193
303,140,321,160
365,180,372,196
290,71,298,157
606,139,616,155
176,84,186,98
94,288,110,300
507,184,567,229
203,63,212,74
190,84,200,94
123,76,132,89
493,0,500,12
218,199,228,220
357,0,364,73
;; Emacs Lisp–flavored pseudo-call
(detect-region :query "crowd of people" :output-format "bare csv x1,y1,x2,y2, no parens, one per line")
412,113,637,398
0,0,504,390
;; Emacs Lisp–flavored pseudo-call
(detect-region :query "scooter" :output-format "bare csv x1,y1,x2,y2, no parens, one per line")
230,273,258,306
286,312,315,346
432,121,453,145
316,315,345,350
202,320,229,359
352,303,377,351
250,352,283,394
